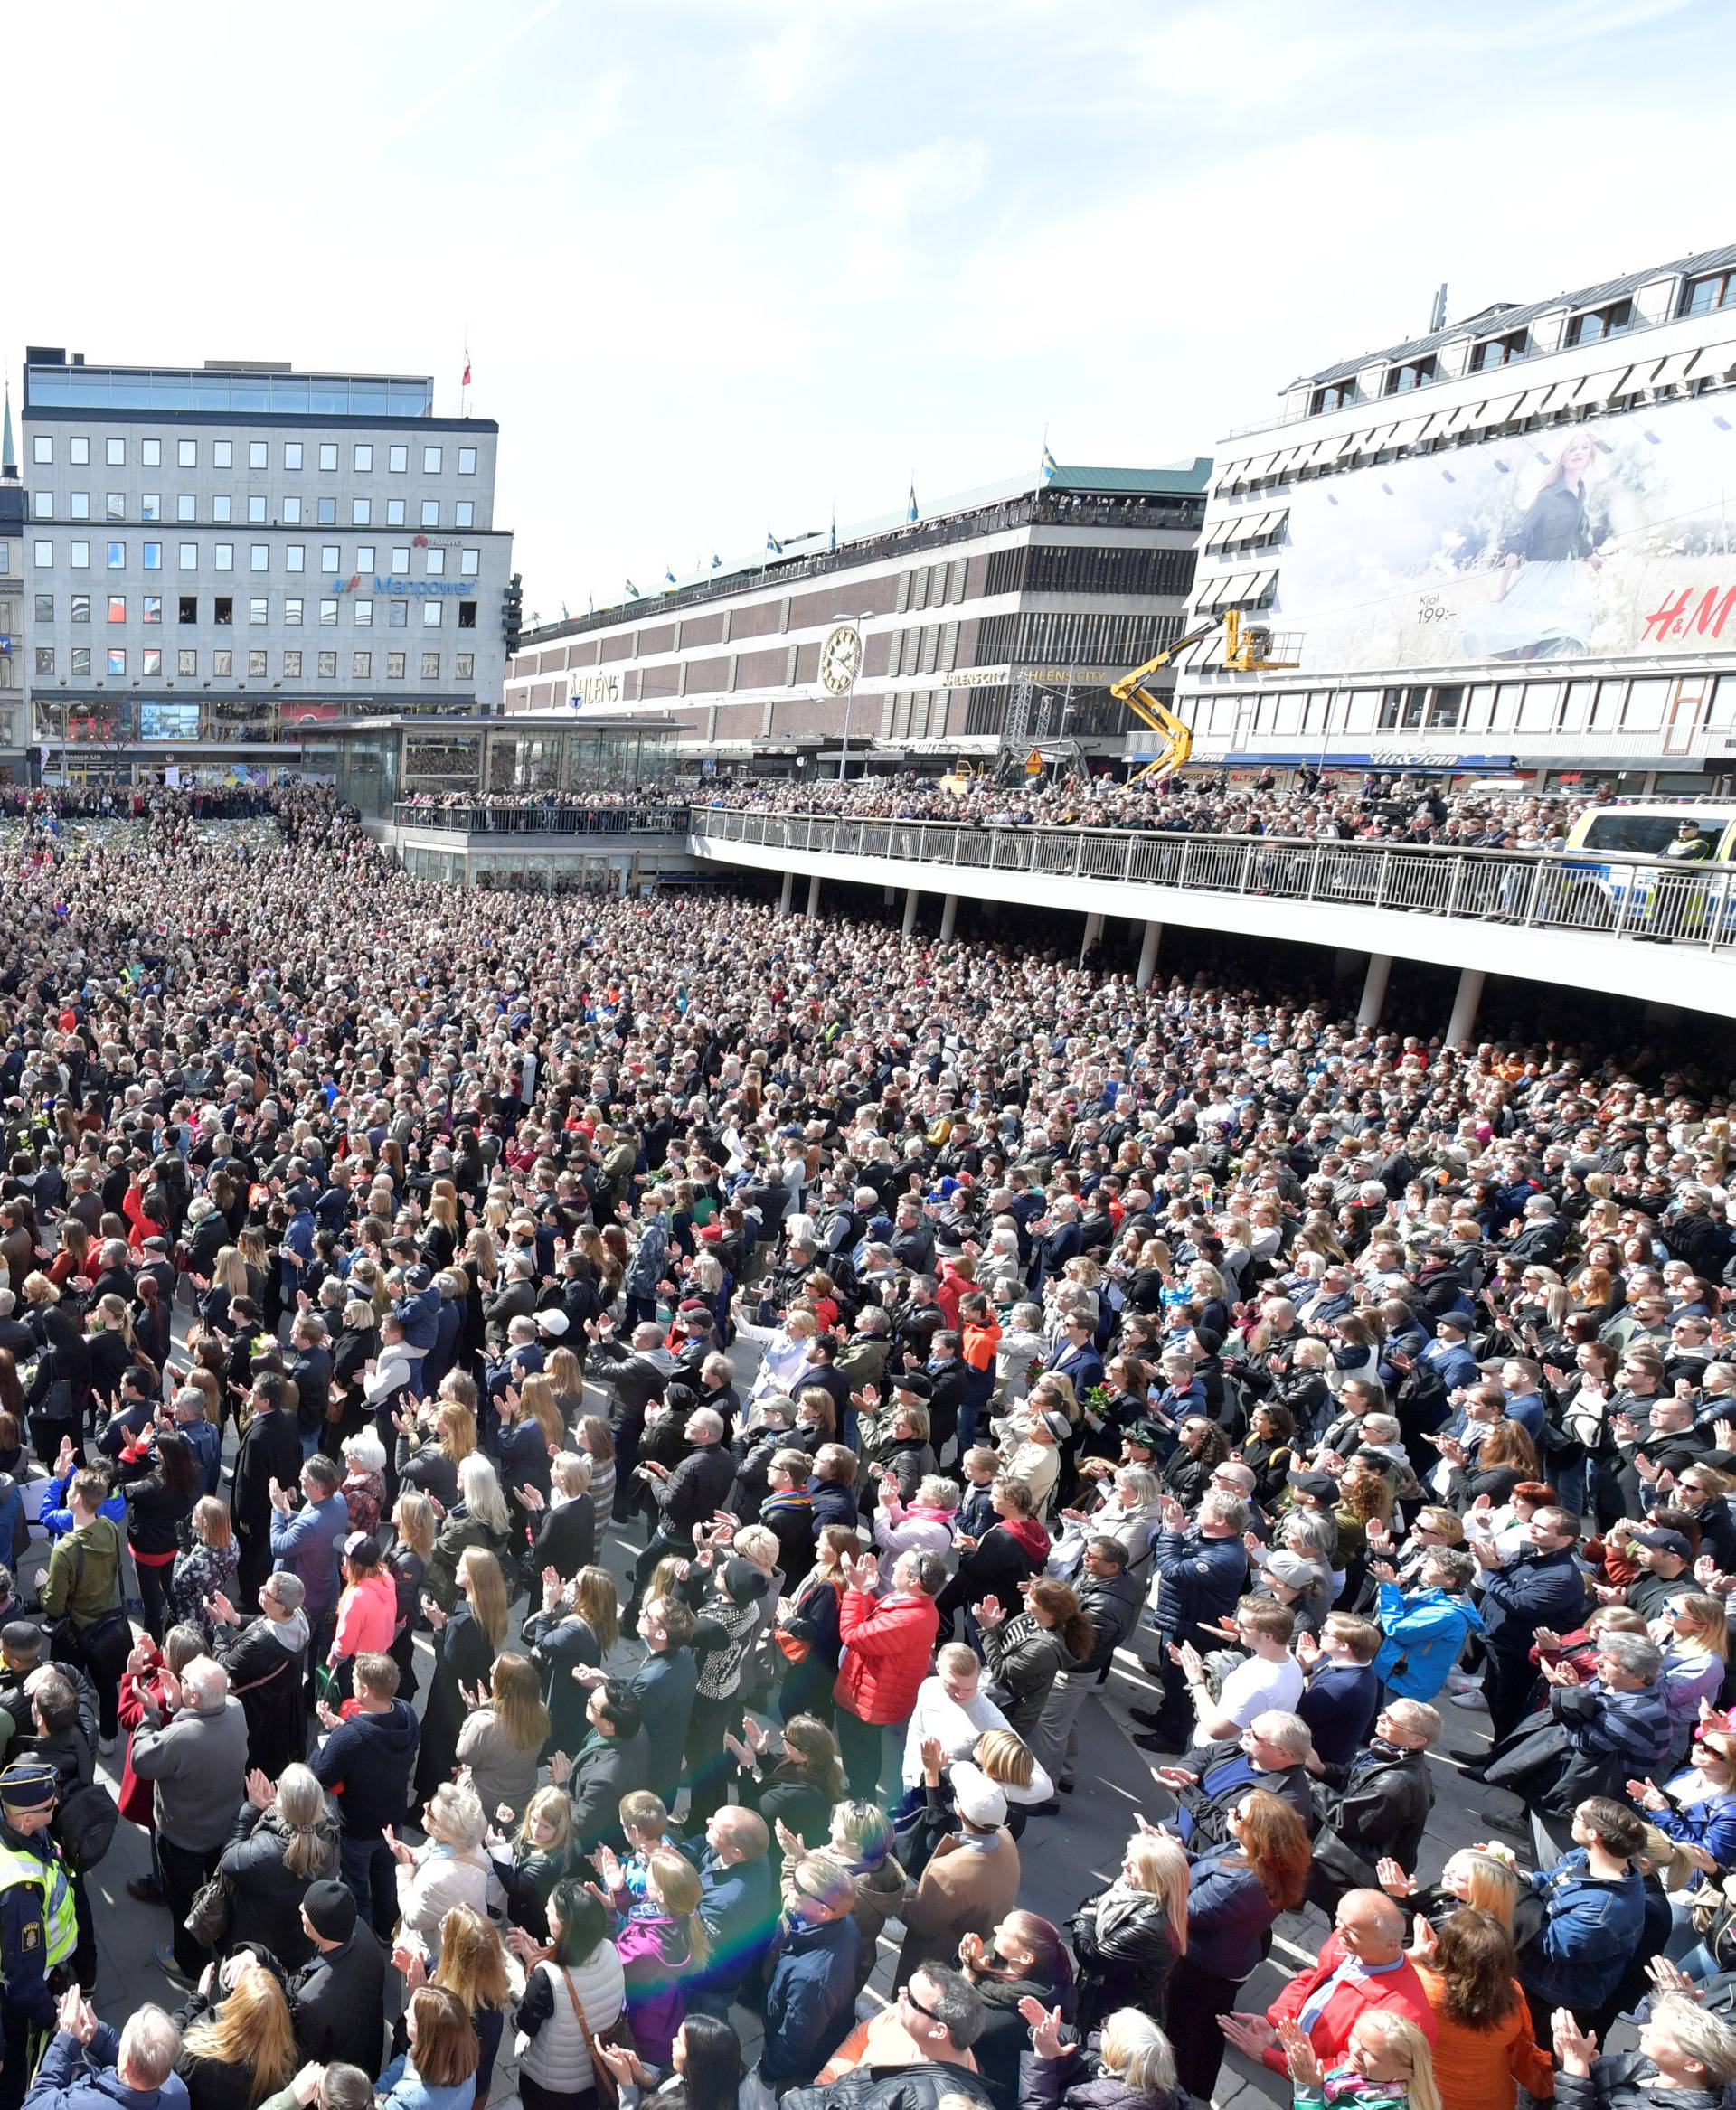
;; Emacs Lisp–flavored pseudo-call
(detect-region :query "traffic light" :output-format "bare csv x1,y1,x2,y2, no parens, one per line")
502,572,524,654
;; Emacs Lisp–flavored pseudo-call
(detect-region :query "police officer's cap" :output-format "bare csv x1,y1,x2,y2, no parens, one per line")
0,1760,59,1811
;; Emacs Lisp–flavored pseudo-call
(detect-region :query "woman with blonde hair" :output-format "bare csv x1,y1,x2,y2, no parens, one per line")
1278,2010,1443,2110
456,1650,552,1820
414,1545,507,1807
391,1779,499,1955
407,1901,518,2105
1380,1845,1519,1936
174,1950,298,2110
1022,2003,1193,2110
525,1562,619,1754
1069,1827,1190,2033
219,1759,341,1967
492,1785,578,1936
1657,1593,1729,1760
423,1451,513,1610
614,1847,711,2065
576,1416,616,1520
169,1493,241,1640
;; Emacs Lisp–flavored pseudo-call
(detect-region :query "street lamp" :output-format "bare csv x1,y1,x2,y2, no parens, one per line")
822,612,875,780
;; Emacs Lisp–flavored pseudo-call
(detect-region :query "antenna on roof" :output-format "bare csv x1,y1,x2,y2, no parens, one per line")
1429,282,1448,334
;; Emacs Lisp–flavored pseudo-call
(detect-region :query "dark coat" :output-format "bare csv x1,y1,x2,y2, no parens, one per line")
1018,2045,1194,2110
1069,1886,1179,2036
569,1729,650,1853
288,1931,387,2077
1307,1743,1437,1909
218,1801,339,1968
1148,1529,1246,1643
211,1615,307,1777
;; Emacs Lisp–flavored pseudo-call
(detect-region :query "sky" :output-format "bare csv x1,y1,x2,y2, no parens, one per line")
10,0,1736,618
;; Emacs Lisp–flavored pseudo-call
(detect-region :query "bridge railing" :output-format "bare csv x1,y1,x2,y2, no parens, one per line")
687,806,1736,950
392,805,691,835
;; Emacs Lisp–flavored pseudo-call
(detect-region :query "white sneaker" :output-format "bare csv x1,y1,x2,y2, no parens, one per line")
1449,1690,1487,1710
1445,1670,1478,1693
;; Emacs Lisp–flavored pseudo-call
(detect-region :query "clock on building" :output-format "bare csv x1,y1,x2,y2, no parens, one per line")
818,623,863,695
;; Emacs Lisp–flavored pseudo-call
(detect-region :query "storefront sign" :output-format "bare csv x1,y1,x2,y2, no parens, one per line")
334,575,474,597
943,664,1011,689
570,670,626,708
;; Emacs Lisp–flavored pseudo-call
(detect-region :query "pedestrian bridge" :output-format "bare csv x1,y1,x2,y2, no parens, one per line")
686,807,1736,1034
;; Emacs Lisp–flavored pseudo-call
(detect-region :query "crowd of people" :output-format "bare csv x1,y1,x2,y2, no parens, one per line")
0,788,1731,2110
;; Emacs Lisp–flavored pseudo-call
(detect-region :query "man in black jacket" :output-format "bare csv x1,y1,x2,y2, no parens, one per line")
230,1375,302,1608
207,1572,309,1778
628,1407,736,1615
288,1879,385,2078
556,1680,649,1852
307,1652,420,1931
1155,1710,1316,1849
1029,1539,1142,1804
1305,1699,1441,1912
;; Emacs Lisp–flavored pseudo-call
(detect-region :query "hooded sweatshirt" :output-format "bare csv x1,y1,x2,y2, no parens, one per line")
309,1697,421,1841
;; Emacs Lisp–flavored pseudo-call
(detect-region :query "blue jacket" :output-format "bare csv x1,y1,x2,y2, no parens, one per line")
1652,1786,1736,1868
622,1648,698,1803
23,2026,190,2110
1149,1527,1248,1643
375,2055,471,2110
393,1286,441,1353
809,1479,860,1534
269,1490,350,1621
1518,1849,1647,2011
1421,1338,1481,1390
181,1418,222,1498
760,1912,861,2086
1184,1836,1280,1979
1297,1660,1382,1767
683,1837,776,2001
1373,1583,1483,1701
1046,1340,1105,1394
1479,1547,1586,1659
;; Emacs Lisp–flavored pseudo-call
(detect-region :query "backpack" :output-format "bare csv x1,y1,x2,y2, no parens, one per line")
56,1776,120,1872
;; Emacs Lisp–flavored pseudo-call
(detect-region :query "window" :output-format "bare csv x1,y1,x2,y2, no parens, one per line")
458,600,476,629
178,542,197,571
1568,298,1635,346
354,545,375,571
284,598,303,626
70,541,89,569
142,595,161,623
69,492,90,519
317,497,336,524
141,438,162,467
354,443,373,471
106,541,125,569
1384,356,1439,395
213,440,232,468
317,650,337,679
213,646,232,675
140,493,160,521
284,544,304,573
425,548,445,575
282,649,301,676
177,648,197,675
353,650,372,677
177,438,196,468
282,495,302,523
106,493,125,522
33,646,52,674
423,446,441,473
70,593,90,624
284,441,303,470
1308,381,1358,415
248,495,266,523
460,547,479,576
389,600,408,627
107,647,126,675
33,593,52,621
248,648,267,677
214,596,233,626
422,600,441,627
386,498,406,525
178,596,197,624
392,546,410,572
319,598,337,625
212,495,231,522
420,650,440,678
250,544,268,571
249,441,268,470
458,446,476,476
420,500,439,527
143,542,161,570
387,651,405,678
32,438,52,465
143,647,163,677
320,545,339,573
318,443,337,471
455,500,474,528
71,646,90,676
354,598,373,626
351,498,371,525
1472,330,1529,371
249,597,268,626
1684,270,1736,317
456,652,474,680
106,438,125,466
69,437,88,465
30,491,50,521
177,495,196,521
389,444,408,472
214,543,233,571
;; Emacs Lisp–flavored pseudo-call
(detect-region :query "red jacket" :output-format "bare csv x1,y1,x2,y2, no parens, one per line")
1261,1933,1439,2072
836,1587,939,1725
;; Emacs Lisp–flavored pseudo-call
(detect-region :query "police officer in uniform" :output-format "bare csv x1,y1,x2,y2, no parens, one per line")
0,1759,78,2110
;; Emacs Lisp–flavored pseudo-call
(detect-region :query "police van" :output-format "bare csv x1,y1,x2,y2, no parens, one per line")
1561,800,1736,933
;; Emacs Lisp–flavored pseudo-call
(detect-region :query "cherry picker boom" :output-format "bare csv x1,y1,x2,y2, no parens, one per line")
1111,609,1298,782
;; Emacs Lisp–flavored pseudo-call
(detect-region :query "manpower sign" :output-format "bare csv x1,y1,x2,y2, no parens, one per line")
1260,391,1736,672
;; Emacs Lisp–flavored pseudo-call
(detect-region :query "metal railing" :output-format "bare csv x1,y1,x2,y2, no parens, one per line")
392,804,690,835
689,807,1736,952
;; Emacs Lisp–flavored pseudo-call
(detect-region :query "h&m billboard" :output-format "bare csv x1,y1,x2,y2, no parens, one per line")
1263,391,1736,674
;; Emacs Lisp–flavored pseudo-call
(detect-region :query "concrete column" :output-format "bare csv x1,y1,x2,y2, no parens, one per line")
902,887,920,937
883,884,896,906
778,870,794,916
939,893,958,943
1135,919,1163,991
1445,966,1485,1047
806,873,822,918
1079,910,1104,966
1334,946,1362,982
1357,952,1392,1030
617,861,630,897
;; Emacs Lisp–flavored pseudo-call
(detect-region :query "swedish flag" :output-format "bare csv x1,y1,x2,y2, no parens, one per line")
710,553,722,570
907,482,918,523
1042,444,1059,482
766,531,782,556
664,566,677,590
625,579,640,598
